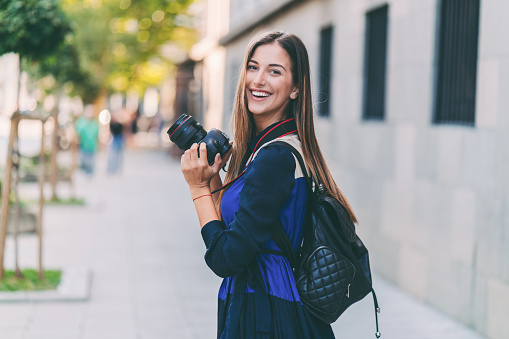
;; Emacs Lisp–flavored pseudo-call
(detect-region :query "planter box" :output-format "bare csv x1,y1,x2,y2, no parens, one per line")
1,207,38,234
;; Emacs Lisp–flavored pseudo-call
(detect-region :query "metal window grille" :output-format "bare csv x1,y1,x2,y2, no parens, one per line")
362,4,389,121
317,26,334,117
433,0,480,126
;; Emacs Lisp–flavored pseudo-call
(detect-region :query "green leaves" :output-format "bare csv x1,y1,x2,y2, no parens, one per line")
0,0,198,104
61,0,197,95
23,37,101,104
0,0,71,61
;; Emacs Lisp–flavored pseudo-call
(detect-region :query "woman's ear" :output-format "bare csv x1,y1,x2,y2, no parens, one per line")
290,88,299,100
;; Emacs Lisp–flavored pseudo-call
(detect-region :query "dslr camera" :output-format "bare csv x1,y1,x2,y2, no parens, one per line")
167,114,232,165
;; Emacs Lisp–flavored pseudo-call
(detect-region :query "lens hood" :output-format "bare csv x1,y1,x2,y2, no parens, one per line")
167,113,190,137
167,114,232,165
167,114,207,151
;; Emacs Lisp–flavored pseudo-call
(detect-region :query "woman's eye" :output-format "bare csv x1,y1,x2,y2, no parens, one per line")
270,69,281,75
247,65,257,70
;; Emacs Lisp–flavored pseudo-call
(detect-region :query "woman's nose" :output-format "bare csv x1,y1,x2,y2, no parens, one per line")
253,71,266,86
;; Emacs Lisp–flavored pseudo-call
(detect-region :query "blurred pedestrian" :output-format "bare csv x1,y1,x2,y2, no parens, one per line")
75,105,99,176
107,112,125,174
180,31,355,338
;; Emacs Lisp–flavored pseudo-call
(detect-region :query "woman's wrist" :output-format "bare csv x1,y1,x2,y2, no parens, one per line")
189,186,212,200
193,193,212,202
210,174,222,192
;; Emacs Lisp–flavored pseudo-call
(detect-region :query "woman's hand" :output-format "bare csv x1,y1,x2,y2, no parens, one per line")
216,141,233,171
181,142,232,197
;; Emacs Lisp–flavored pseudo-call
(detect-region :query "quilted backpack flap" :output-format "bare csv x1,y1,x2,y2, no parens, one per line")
318,194,356,242
319,198,372,296
310,196,357,262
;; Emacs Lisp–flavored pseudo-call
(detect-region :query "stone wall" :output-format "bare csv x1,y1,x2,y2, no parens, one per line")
211,0,509,337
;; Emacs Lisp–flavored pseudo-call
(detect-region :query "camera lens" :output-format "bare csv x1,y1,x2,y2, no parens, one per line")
167,114,207,151
167,114,190,137
167,114,232,165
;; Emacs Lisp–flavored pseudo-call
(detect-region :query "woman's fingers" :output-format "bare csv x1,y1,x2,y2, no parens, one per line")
198,143,208,166
215,142,233,169
181,150,191,170
181,143,219,186
188,144,202,170
211,153,222,173
223,143,233,162
189,143,208,166
189,143,200,161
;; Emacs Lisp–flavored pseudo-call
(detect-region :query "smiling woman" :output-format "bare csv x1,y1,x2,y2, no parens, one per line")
245,43,299,133
179,31,357,339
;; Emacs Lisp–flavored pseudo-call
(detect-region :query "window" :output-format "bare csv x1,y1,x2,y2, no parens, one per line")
317,26,334,117
362,4,389,120
433,0,480,125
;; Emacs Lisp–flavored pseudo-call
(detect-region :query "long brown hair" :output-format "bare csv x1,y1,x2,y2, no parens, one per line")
217,31,357,223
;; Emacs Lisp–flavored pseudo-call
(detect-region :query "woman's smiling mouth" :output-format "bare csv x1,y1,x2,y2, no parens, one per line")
250,90,272,99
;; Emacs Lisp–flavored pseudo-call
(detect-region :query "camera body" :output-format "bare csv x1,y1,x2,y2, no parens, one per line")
167,114,232,165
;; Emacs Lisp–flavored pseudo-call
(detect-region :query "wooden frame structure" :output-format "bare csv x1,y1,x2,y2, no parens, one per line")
0,111,50,279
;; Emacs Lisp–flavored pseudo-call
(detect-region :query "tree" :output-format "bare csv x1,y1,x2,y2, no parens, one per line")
0,0,71,60
61,0,197,96
0,0,71,279
0,0,71,110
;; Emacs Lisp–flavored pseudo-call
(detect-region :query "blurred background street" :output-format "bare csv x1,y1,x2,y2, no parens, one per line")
0,149,485,339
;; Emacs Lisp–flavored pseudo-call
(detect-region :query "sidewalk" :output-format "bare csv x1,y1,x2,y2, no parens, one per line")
0,149,486,339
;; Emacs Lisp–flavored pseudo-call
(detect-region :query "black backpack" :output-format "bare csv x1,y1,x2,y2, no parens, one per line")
270,141,381,338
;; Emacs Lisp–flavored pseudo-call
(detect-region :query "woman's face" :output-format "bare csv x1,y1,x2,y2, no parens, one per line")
245,43,298,127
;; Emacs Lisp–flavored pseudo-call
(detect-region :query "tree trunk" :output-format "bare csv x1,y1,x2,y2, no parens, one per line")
37,122,46,280
0,55,23,279
12,136,22,278
14,54,24,278
0,117,20,279
50,100,60,201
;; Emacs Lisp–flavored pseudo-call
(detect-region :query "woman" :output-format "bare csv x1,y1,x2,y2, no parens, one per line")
181,31,357,338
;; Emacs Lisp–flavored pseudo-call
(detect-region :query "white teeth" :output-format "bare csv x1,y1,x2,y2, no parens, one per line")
252,91,270,97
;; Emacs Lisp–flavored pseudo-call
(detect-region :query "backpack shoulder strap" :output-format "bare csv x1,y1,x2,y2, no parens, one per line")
270,141,312,189
266,141,312,268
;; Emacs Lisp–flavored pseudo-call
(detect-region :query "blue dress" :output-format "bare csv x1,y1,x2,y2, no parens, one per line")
201,120,335,339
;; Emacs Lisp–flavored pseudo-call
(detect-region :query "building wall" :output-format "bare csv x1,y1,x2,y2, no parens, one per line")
190,0,230,131
200,0,509,337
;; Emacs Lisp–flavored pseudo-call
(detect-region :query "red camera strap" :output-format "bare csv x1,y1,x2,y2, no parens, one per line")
211,118,297,194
